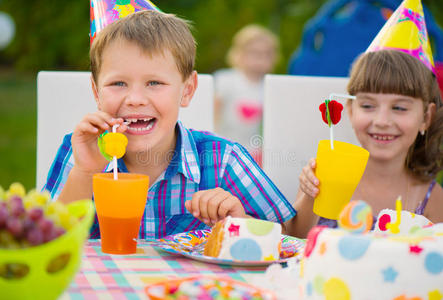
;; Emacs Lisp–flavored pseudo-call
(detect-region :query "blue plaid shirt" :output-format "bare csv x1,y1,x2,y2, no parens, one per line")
44,121,296,239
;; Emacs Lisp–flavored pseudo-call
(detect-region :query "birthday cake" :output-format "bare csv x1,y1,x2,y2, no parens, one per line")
299,201,443,299
203,217,282,261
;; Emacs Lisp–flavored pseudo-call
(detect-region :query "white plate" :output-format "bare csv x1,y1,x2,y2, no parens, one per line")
143,229,305,266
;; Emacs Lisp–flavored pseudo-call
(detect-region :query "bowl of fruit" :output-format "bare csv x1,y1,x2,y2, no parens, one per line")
0,183,95,300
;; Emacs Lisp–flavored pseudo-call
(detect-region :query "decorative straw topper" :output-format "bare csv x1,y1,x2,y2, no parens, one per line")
318,93,354,149
98,124,128,180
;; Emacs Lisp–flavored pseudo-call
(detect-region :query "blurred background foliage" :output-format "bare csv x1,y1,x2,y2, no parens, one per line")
0,0,334,73
0,0,442,190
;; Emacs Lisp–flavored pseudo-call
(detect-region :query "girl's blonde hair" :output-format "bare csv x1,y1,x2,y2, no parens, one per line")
226,24,278,68
90,10,196,83
348,50,443,181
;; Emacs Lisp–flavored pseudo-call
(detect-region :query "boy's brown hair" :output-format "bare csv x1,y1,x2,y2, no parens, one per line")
347,50,443,181
90,10,196,83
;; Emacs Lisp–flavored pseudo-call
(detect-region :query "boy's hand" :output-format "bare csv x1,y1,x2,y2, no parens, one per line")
299,158,320,198
71,111,127,174
185,187,246,226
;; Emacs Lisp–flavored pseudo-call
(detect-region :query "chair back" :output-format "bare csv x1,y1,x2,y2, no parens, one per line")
262,74,359,201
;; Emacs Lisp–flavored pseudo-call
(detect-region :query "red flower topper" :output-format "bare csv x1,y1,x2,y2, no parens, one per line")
319,100,343,126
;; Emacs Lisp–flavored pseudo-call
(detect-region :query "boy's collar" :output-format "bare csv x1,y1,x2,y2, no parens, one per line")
104,121,201,183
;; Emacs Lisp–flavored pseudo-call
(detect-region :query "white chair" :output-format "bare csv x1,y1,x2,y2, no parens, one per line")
36,71,214,190
262,74,359,202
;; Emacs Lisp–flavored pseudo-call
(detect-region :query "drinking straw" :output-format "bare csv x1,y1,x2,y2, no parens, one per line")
112,124,120,180
327,93,356,150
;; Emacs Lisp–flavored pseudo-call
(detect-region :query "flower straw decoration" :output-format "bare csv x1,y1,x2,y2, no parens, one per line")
97,124,128,180
318,93,355,149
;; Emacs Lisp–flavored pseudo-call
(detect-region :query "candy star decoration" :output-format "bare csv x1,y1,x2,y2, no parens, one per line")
366,0,435,74
385,196,402,234
90,0,160,45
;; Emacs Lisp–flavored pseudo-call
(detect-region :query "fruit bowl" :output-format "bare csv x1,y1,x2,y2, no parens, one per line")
0,199,95,300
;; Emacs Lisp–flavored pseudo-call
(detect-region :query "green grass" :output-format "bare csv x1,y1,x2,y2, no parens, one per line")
0,70,37,191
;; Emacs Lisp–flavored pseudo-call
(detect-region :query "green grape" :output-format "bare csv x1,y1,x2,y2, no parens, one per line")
46,213,62,229
35,191,51,206
7,182,26,198
23,189,44,209
61,215,78,230
0,182,82,250
45,201,67,216
0,186,5,201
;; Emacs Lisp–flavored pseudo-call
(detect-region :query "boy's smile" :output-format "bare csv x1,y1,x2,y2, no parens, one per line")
122,115,156,135
92,38,197,158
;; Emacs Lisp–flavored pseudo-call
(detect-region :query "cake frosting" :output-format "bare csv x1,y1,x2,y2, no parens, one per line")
374,208,433,235
299,201,443,299
204,216,282,261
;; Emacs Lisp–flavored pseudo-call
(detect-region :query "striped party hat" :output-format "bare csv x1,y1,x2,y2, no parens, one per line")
90,0,160,45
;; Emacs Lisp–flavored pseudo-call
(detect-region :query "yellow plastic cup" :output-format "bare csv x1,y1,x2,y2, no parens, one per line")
313,140,369,220
93,173,149,254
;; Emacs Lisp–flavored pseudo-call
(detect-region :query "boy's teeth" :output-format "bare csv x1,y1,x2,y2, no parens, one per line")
128,120,155,131
124,117,153,123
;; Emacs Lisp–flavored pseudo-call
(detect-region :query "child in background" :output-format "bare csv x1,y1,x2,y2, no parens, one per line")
214,24,279,166
287,50,443,238
43,10,296,239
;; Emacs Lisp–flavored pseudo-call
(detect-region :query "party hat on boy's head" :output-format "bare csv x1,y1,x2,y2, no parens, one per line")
90,0,160,44
366,0,435,74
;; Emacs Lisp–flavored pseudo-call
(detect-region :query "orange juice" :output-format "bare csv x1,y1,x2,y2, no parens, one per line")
93,173,149,254
98,216,141,254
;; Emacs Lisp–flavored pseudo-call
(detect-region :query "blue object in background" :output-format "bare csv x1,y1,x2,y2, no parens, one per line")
288,0,443,76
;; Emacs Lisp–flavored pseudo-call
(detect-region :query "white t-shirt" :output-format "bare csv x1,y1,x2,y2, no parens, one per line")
214,68,264,154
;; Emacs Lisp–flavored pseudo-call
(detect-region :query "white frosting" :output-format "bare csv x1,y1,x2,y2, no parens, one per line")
217,216,282,261
374,209,433,235
300,224,443,299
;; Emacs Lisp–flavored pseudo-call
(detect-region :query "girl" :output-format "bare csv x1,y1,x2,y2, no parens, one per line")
290,50,443,238
213,25,279,166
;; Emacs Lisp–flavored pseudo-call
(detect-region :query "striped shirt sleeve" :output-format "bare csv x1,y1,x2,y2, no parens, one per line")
43,133,74,201
220,142,296,224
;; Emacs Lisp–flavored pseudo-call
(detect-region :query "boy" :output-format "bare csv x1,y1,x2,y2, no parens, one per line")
44,10,296,239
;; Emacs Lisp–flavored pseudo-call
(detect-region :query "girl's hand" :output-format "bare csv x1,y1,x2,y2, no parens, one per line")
185,188,246,226
299,158,320,198
71,111,127,174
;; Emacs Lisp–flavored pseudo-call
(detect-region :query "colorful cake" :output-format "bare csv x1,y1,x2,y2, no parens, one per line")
299,201,443,299
203,217,282,261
